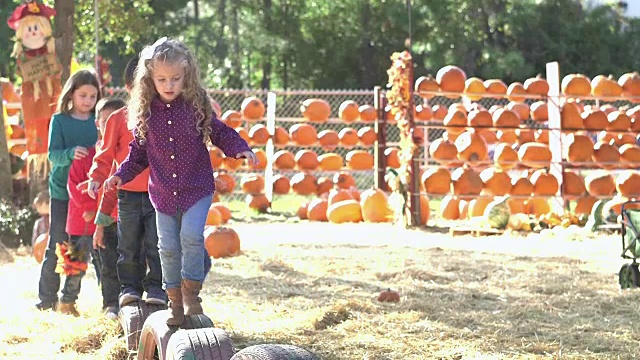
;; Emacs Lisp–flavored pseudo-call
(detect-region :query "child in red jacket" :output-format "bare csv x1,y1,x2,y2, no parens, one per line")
57,146,98,316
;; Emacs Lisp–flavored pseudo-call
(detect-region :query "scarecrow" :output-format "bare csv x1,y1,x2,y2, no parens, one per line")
7,0,62,160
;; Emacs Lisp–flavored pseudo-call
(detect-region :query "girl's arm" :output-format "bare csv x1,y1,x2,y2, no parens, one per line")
113,135,149,185
48,115,76,165
209,115,251,157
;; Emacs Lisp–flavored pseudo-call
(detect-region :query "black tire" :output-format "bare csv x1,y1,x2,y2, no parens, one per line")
119,301,168,352
137,310,214,360
165,328,235,360
618,264,640,289
230,344,319,360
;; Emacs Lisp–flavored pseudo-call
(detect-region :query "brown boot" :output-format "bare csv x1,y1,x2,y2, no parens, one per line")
181,279,203,315
166,287,184,326
58,302,80,317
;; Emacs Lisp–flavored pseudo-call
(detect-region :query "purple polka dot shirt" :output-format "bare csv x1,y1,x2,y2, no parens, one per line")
114,96,251,216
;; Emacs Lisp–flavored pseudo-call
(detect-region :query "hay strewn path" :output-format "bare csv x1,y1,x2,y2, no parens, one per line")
0,223,638,359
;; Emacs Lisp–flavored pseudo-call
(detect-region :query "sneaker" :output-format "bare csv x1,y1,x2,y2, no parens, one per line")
58,302,80,317
35,301,58,311
119,291,141,307
145,287,168,306
103,306,119,321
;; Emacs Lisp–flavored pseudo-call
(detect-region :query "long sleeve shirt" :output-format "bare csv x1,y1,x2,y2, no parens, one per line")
88,107,150,192
48,112,98,200
67,147,98,236
114,96,251,216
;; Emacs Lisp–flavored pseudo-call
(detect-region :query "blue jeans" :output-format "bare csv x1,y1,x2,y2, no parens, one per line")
60,235,93,303
98,223,120,308
156,195,211,289
116,190,163,296
38,198,68,304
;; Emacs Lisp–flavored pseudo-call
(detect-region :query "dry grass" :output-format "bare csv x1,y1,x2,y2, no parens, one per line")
1,223,639,359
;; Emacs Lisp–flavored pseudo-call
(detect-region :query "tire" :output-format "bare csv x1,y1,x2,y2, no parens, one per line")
119,301,167,352
137,309,214,360
165,328,235,360
230,344,319,360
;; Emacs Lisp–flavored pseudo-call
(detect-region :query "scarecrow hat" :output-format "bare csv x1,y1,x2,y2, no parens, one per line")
7,2,56,30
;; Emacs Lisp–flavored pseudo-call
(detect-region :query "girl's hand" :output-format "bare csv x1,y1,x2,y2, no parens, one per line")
236,150,258,166
104,176,122,192
93,226,105,249
83,210,96,222
74,146,89,160
86,180,102,199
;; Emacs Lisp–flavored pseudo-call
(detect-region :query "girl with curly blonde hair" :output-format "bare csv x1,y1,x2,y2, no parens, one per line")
105,37,256,325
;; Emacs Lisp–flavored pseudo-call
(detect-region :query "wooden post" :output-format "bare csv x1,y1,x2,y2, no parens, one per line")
0,81,14,200
408,62,421,226
264,91,276,206
546,61,565,214
373,86,387,189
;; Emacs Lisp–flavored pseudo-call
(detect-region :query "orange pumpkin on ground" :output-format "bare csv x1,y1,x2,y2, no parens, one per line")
307,198,329,222
246,194,270,213
206,206,223,226
327,188,353,207
210,204,231,223
214,172,236,194
204,226,241,259
359,188,393,223
327,200,363,224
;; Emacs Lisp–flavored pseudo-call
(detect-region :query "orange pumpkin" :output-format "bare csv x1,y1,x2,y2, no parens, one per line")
301,98,331,122
429,138,458,165
209,147,224,168
295,149,319,170
297,202,309,219
582,109,608,131
563,133,594,163
507,101,530,121
274,150,295,169
454,129,487,164
333,171,356,189
251,148,267,170
530,169,559,196
450,166,483,197
289,123,318,146
432,105,448,120
585,171,616,196
290,172,318,195
214,172,236,194
574,196,598,215
492,108,520,128
317,129,340,149
562,171,586,197
307,198,329,222
561,101,583,130
327,188,353,206
327,200,363,224
561,74,591,97
359,188,392,223
241,96,266,120
338,127,359,147
619,72,640,101
511,171,534,198
415,75,439,99
484,79,508,96
316,177,333,196
530,101,548,122
619,144,640,168
518,143,552,168
607,111,632,131
346,150,374,170
272,175,291,195
524,75,549,96
436,65,467,97
443,110,467,137
240,174,265,194
222,156,243,171
591,75,622,98
206,206,223,226
273,126,290,146
421,167,451,195
385,147,401,168
248,124,270,145
318,153,344,171
507,82,527,103
616,171,640,198
439,195,460,220
235,127,250,143
464,77,486,101
480,168,512,196
357,126,376,146
204,226,241,259
592,141,620,169
534,129,549,144
468,196,493,218
210,204,231,223
415,104,433,121
493,143,519,170
221,110,242,128
526,197,551,217
358,104,377,122
246,193,270,213
339,100,360,122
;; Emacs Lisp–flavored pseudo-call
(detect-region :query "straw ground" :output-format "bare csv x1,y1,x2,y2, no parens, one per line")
0,222,638,359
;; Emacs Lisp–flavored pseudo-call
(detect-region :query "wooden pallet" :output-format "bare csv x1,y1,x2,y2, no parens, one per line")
449,226,505,236
597,223,622,233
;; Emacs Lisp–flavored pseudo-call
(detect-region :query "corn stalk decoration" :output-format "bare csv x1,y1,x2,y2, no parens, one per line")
385,50,418,227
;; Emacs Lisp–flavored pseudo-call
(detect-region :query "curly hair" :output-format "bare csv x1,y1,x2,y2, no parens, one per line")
128,38,212,143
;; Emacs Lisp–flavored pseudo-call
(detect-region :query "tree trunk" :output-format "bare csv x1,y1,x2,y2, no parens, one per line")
0,82,14,200
261,0,272,89
229,0,242,88
54,0,75,84
360,0,375,89
215,0,228,67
